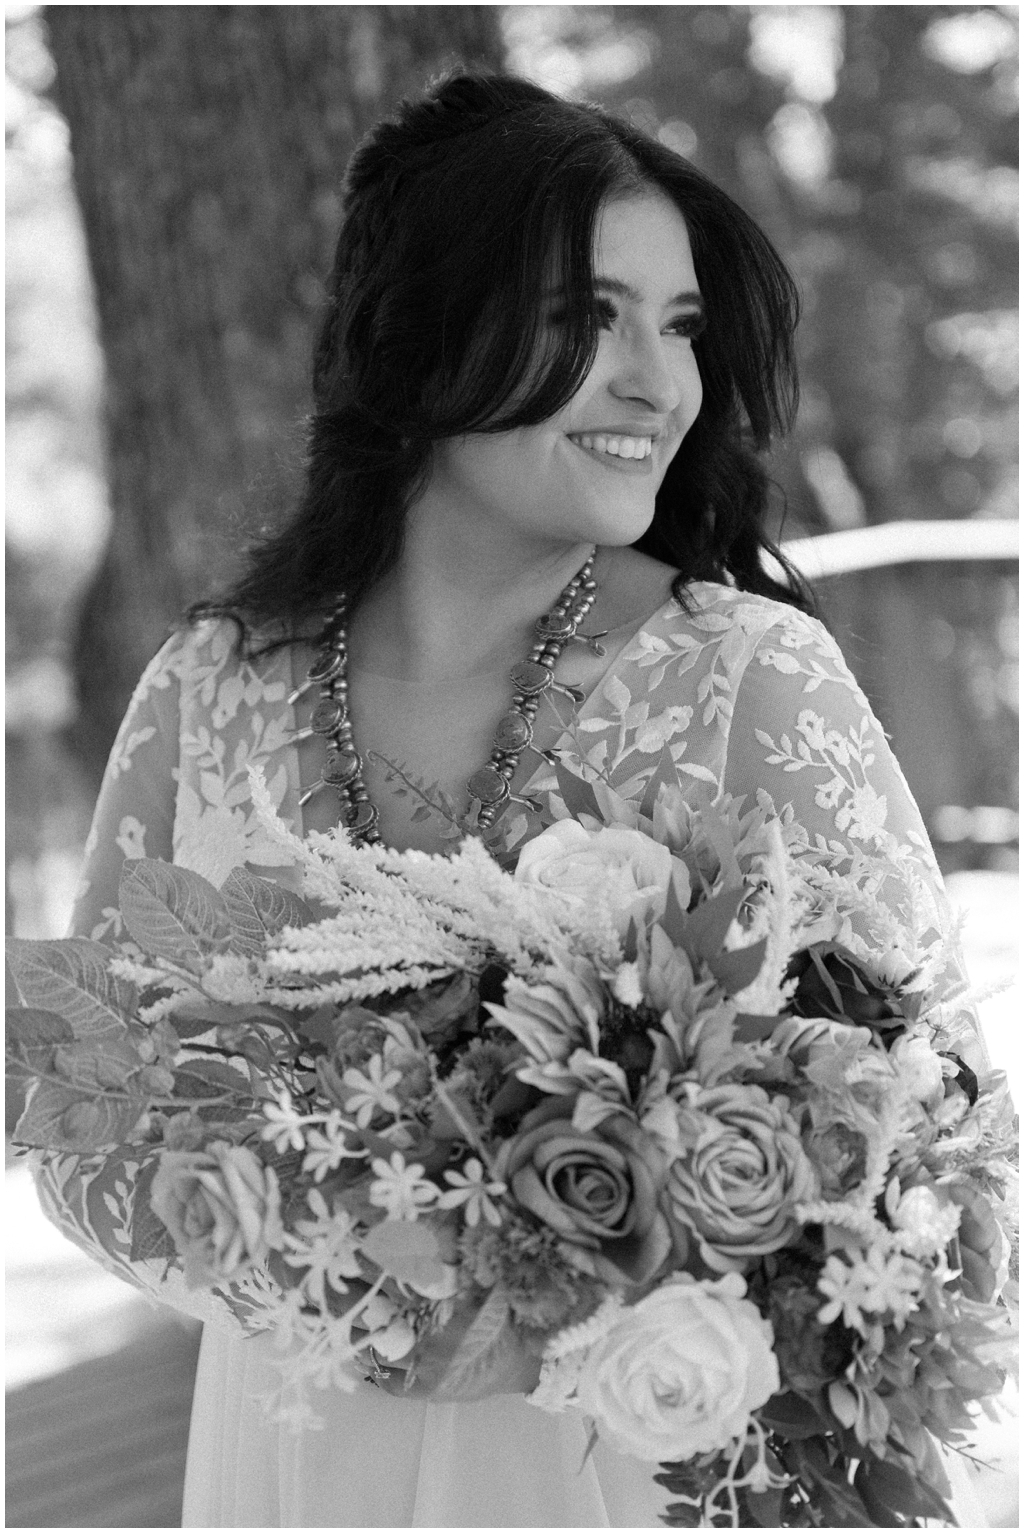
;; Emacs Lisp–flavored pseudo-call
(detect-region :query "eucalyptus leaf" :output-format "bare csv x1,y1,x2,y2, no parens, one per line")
679,885,745,968
553,761,605,824
637,743,678,822
120,859,232,971
6,938,137,1040
707,937,767,995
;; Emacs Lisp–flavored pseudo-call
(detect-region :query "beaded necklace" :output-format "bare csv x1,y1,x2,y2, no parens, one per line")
288,552,602,844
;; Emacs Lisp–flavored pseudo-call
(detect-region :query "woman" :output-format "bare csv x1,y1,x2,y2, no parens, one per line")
39,73,982,1527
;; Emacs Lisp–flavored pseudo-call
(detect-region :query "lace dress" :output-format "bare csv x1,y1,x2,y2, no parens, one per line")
36,581,983,1529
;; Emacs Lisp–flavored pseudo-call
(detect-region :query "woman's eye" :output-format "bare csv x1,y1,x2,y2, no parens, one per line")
667,312,707,340
595,298,618,328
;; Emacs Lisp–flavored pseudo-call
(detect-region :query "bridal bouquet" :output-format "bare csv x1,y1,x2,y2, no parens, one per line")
8,763,1017,1528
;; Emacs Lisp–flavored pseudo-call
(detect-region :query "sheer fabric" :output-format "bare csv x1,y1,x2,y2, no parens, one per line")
35,582,983,1528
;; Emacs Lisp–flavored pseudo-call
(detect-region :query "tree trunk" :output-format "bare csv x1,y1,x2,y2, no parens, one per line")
45,4,504,786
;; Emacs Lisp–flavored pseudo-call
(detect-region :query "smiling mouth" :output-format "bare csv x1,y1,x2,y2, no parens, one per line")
567,433,656,473
568,433,653,459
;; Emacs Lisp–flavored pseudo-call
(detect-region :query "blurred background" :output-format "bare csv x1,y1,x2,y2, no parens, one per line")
5,5,1018,1527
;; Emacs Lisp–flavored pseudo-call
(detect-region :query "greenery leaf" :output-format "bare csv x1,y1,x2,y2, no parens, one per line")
758,1391,827,1440
637,744,679,822
6,938,137,1040
174,1059,252,1099
733,1012,781,1043
120,858,232,971
130,1160,180,1264
745,1488,783,1527
221,867,315,956
707,937,767,995
416,1287,540,1403
360,1218,448,1289
15,1077,144,1151
554,760,605,823
7,1006,75,1079
679,885,744,968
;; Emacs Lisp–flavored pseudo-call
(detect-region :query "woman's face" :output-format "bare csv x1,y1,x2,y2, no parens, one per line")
422,190,704,555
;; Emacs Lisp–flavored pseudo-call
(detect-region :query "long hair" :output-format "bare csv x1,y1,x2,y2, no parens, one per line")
194,71,813,637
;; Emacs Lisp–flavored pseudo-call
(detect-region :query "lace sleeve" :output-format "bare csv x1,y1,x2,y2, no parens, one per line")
723,609,987,1071
69,632,187,942
30,631,254,1334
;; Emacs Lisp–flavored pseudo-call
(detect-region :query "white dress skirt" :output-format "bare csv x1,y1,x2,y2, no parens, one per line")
182,1326,668,1528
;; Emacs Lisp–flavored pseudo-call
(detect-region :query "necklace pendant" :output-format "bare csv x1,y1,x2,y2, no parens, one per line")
510,660,553,696
287,724,316,744
287,677,317,707
550,679,586,705
508,790,544,813
324,748,362,787
307,649,345,686
493,710,533,752
310,697,348,734
467,764,510,806
534,613,574,641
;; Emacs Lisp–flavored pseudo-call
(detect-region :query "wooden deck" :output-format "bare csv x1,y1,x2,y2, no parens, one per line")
6,1320,201,1529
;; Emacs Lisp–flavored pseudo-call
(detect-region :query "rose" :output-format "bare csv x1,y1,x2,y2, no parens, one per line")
666,1084,817,1271
574,1272,779,1461
151,1141,284,1288
501,1096,670,1285
786,943,907,1043
515,821,680,937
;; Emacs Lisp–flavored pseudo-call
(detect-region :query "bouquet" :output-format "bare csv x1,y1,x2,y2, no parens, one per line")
8,762,1017,1528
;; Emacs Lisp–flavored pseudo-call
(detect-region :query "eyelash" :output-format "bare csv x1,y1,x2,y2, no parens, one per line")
584,299,707,340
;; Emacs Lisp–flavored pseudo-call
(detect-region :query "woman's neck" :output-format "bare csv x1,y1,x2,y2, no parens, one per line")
348,517,596,684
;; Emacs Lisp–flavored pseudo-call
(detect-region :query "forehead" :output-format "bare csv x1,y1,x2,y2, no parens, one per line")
592,191,698,289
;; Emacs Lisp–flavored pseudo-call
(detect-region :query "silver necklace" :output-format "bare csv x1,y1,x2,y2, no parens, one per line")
289,553,603,843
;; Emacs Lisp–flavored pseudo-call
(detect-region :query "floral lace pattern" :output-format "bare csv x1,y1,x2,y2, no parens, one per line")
35,581,981,1331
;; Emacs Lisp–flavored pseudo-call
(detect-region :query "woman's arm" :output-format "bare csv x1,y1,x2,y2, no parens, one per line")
723,608,987,1070
28,631,253,1331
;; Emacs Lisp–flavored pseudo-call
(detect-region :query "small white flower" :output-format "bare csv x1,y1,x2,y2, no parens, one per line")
282,1189,363,1308
437,1158,506,1227
368,1152,439,1221
301,1111,366,1183
261,1090,309,1153
342,1055,404,1127
817,1244,922,1334
611,961,644,1009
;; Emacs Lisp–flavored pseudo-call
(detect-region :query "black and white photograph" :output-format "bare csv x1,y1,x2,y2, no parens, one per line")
6,5,1018,1529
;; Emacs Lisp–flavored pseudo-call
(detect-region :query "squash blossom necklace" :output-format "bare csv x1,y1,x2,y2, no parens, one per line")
289,550,603,843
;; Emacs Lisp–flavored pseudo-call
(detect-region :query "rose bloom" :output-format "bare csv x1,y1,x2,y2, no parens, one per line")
575,1272,779,1461
515,820,680,937
151,1141,285,1288
501,1096,670,1285
667,1084,817,1271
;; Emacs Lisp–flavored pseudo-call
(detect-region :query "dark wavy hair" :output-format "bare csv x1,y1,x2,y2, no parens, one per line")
195,71,813,636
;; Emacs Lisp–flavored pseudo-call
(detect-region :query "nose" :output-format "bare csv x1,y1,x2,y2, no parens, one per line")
608,324,683,415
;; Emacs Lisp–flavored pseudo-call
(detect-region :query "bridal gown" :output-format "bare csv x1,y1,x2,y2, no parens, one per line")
34,581,986,1529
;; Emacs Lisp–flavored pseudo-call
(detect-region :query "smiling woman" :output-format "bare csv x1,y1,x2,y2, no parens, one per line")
30,68,998,1532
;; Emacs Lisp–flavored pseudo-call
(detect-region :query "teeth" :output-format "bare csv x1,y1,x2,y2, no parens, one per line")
572,434,653,459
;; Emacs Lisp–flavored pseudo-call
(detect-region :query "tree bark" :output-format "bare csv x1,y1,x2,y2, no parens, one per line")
45,5,504,786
